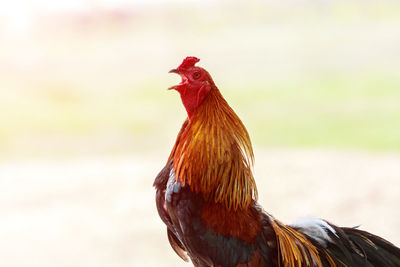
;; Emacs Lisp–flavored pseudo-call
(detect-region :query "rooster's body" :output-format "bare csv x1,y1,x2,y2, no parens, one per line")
154,57,400,266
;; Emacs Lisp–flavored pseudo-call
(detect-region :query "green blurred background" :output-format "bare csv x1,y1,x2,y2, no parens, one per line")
1,1,399,266
2,0,400,158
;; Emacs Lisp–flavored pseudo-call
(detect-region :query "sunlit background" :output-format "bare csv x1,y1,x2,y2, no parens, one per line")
1,0,400,266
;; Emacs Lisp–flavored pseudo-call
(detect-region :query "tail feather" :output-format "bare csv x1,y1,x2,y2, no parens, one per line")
339,227,400,267
290,218,400,266
312,223,400,266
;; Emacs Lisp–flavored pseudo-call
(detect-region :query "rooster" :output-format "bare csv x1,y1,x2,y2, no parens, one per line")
154,57,400,267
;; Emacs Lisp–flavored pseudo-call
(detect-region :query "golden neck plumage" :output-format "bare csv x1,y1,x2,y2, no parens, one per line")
169,88,258,210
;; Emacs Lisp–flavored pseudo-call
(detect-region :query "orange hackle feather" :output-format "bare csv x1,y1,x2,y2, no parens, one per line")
168,87,257,210
270,219,337,267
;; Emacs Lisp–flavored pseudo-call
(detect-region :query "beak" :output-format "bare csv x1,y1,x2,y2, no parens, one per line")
168,68,181,90
168,68,180,74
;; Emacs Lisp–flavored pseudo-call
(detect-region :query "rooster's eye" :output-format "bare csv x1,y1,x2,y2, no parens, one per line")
192,72,201,80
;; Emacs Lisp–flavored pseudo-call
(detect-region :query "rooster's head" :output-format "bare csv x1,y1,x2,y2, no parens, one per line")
169,57,215,118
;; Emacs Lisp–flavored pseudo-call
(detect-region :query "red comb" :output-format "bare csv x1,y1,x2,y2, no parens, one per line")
178,56,200,70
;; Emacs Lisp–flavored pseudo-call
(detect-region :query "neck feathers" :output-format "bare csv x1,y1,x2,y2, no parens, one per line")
169,87,257,210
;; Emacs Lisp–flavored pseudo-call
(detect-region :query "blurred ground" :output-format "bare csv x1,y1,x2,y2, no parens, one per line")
0,149,399,267
1,1,400,266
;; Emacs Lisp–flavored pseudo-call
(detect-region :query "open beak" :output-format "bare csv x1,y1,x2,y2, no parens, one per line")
168,68,183,90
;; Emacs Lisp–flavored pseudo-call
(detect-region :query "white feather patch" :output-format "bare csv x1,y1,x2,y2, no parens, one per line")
165,169,177,204
167,168,176,187
290,217,338,247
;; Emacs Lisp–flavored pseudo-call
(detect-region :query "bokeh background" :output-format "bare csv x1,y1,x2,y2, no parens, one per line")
1,0,400,266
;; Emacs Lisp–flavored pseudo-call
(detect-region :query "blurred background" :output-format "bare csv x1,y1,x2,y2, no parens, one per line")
1,0,400,266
